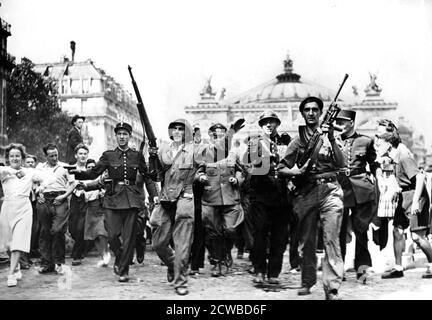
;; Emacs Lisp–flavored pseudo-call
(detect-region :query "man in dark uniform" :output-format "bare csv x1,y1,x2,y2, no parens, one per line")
335,109,378,281
245,110,291,286
71,122,149,282
278,96,346,300
66,115,85,165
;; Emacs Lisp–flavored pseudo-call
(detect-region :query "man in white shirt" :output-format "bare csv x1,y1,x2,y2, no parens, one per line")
36,143,76,275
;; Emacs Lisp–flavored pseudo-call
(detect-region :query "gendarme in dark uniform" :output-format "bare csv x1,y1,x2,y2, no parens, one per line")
73,122,148,282
335,110,378,276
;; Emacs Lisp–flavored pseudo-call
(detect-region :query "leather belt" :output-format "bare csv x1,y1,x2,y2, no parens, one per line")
401,186,414,192
307,173,337,185
308,176,338,185
43,191,66,197
340,168,367,177
115,179,135,186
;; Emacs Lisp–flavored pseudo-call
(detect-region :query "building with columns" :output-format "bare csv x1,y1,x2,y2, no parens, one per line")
185,54,426,162
33,49,143,161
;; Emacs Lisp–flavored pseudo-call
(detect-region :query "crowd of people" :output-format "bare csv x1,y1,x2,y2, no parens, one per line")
0,95,430,300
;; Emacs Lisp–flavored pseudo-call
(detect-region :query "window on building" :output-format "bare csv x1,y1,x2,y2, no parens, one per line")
71,79,80,94
82,79,90,94
61,79,69,94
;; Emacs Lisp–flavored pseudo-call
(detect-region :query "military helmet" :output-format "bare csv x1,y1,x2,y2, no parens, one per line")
168,118,193,142
207,122,227,139
258,110,281,127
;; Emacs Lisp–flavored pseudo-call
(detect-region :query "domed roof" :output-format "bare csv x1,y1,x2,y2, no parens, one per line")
227,55,340,105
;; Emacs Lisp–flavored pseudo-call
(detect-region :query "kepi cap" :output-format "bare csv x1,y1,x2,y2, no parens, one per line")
114,122,132,134
336,109,356,121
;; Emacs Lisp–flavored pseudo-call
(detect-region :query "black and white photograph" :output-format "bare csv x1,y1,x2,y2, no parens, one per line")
1,0,432,305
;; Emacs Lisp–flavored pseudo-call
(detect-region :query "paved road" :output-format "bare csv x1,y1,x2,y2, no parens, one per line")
1,246,432,300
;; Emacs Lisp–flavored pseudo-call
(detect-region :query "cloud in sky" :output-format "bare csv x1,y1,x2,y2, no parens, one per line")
3,0,432,144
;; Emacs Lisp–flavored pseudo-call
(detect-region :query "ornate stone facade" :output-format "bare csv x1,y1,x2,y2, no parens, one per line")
33,57,143,160
185,55,400,145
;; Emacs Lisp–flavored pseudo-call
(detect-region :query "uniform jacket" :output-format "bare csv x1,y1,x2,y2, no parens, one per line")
197,145,244,206
244,131,290,206
74,147,148,210
66,127,83,164
151,141,201,202
337,131,378,206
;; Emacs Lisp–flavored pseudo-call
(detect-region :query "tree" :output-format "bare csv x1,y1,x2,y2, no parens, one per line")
6,57,70,162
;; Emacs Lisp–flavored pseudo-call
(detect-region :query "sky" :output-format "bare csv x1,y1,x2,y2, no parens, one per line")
2,0,432,145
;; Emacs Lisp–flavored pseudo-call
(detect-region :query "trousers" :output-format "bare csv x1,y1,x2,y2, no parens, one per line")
293,182,344,291
249,201,289,278
105,208,138,277
202,204,244,263
150,196,195,289
340,202,373,271
69,194,88,260
37,198,69,266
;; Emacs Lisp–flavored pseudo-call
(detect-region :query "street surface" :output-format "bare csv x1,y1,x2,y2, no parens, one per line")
1,241,432,300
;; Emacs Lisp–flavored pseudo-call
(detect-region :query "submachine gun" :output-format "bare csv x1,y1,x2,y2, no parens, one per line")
297,73,349,172
128,65,161,177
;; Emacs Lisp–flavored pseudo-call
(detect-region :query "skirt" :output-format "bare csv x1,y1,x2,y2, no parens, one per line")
0,198,32,253
84,199,108,240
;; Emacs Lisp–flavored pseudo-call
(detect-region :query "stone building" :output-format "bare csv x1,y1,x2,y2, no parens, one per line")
0,15,15,161
185,54,404,145
33,44,143,160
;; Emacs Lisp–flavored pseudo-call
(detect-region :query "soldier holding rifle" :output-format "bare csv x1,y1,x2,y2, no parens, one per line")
277,75,348,300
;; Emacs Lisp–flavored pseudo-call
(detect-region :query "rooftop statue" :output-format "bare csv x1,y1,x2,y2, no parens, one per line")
283,54,293,73
201,76,216,96
365,72,382,94
219,87,226,100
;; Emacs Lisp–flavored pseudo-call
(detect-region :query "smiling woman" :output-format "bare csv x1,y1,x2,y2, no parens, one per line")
0,143,44,287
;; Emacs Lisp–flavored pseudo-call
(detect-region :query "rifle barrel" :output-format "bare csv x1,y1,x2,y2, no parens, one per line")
332,73,349,104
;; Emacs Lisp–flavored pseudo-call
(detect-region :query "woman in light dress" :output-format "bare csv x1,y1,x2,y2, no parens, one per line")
0,144,44,287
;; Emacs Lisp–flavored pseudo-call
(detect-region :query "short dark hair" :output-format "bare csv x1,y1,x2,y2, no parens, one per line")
299,96,324,113
85,158,96,168
74,143,89,154
377,131,401,148
25,154,37,162
5,143,26,160
377,119,397,132
42,143,58,155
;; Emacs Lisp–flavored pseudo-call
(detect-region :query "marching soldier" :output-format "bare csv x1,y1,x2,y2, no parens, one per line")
278,97,346,300
197,123,245,277
71,122,149,282
245,110,291,286
148,119,201,296
335,110,378,281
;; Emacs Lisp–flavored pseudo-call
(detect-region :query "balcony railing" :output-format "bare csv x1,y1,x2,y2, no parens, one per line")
0,18,11,34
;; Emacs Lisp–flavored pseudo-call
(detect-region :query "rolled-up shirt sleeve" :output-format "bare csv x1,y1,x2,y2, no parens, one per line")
279,138,300,169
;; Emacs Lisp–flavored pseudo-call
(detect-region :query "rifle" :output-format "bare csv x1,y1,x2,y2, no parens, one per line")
297,73,349,171
128,65,161,177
